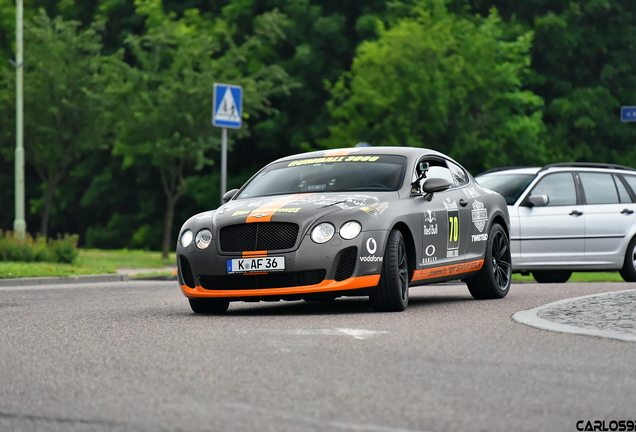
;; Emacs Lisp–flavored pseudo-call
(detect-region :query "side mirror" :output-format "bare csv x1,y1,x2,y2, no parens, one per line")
422,178,452,194
420,178,452,201
222,188,239,203
526,194,549,207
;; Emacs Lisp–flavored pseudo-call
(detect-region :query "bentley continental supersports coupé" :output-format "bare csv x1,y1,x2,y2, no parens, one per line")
176,147,511,313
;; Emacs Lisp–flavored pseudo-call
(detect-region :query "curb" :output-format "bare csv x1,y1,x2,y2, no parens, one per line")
512,289,636,342
0,273,129,288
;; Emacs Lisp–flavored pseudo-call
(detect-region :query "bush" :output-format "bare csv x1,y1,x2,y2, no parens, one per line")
0,231,79,263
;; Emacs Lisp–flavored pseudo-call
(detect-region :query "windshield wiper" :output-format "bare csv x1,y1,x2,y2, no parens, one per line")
320,200,347,208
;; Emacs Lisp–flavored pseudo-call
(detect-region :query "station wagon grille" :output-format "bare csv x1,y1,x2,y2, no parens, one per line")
219,222,299,252
199,270,326,290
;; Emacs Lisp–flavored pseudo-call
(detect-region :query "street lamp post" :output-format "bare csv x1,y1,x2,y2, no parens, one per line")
13,0,26,238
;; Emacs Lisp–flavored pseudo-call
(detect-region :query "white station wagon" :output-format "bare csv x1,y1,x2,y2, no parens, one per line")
476,163,636,283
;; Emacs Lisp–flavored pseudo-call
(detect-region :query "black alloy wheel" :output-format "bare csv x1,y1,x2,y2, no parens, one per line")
370,229,409,312
466,223,512,299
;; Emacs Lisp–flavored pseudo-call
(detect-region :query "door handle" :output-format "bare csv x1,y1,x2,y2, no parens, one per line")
459,199,468,207
569,210,583,216
621,209,635,215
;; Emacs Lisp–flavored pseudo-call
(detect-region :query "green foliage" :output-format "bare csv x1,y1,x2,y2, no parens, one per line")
0,231,79,263
323,2,546,173
0,9,127,238
110,0,297,257
1,0,636,251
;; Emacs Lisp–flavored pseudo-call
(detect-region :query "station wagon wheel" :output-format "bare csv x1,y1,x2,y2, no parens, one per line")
466,223,511,299
619,236,636,282
532,270,572,284
189,298,230,314
370,229,409,312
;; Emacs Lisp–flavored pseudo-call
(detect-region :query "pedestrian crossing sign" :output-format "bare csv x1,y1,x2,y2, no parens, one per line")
213,83,243,129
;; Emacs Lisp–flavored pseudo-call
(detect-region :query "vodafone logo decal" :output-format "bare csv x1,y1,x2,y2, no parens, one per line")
366,238,377,254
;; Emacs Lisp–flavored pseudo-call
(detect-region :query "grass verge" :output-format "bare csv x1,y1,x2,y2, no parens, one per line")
513,272,625,283
0,249,175,279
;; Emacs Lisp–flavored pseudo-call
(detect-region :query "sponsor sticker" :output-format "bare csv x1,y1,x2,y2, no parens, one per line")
360,237,383,263
423,224,438,235
360,202,389,218
471,200,487,233
422,244,437,264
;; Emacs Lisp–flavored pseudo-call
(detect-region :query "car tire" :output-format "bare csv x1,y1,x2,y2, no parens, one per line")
188,298,230,314
532,271,572,284
466,223,512,299
619,236,636,282
370,229,409,312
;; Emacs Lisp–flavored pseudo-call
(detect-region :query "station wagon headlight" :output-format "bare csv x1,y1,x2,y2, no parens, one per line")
311,223,335,244
195,229,213,249
339,221,362,240
180,229,193,248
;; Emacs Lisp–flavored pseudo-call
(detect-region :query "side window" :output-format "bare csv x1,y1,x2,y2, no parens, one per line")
579,172,619,204
622,175,636,201
412,158,454,191
531,173,577,206
427,165,454,185
448,161,469,187
614,175,633,203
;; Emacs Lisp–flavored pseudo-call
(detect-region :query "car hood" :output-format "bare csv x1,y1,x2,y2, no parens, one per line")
212,193,391,225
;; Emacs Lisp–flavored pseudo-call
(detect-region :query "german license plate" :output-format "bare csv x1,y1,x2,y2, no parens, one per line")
227,256,285,274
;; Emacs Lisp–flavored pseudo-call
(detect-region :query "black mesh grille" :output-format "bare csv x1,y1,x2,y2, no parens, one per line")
335,247,358,281
178,255,196,288
219,223,300,252
199,270,326,290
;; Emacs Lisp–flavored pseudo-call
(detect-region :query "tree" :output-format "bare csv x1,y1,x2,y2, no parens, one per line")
322,1,547,173
0,10,123,238
112,0,296,258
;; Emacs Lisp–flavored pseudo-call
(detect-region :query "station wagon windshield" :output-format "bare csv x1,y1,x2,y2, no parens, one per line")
237,155,407,199
476,173,535,205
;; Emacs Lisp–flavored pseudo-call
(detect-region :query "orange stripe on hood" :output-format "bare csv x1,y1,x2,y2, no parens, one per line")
245,193,312,223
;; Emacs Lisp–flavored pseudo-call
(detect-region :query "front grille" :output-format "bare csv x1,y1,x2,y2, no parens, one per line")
335,247,357,281
178,255,196,288
199,270,326,290
219,223,300,252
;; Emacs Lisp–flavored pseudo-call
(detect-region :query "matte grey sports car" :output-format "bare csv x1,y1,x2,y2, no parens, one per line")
176,146,512,313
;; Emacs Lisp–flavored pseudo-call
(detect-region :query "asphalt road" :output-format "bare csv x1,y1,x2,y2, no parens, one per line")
0,280,634,432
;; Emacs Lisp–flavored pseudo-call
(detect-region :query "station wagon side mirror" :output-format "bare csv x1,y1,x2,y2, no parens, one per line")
222,188,239,203
524,194,549,207
421,178,452,201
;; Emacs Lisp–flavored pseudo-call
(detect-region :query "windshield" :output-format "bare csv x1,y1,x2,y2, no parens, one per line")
237,155,407,199
475,173,535,205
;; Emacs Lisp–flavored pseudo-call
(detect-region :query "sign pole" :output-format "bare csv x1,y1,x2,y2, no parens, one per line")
14,0,26,238
212,83,243,204
221,127,227,202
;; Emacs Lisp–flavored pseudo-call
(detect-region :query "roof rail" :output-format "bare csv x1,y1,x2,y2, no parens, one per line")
538,162,636,173
475,166,530,176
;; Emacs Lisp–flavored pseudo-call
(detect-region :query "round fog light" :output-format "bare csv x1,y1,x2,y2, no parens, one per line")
311,223,335,244
340,221,362,240
195,229,213,249
180,230,193,248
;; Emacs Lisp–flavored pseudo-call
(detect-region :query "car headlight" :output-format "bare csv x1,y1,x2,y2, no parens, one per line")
180,229,193,248
195,229,213,249
311,223,335,244
339,221,362,240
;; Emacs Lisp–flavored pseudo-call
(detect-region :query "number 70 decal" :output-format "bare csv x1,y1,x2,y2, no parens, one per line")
447,210,459,250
